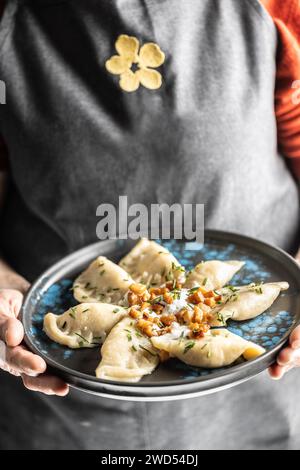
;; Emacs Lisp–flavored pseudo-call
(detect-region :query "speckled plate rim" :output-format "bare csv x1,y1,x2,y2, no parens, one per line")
22,230,300,400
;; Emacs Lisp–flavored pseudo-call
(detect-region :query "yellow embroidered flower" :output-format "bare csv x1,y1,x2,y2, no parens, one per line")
105,34,165,92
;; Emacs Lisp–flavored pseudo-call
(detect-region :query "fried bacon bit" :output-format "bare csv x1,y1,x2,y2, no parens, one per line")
193,305,203,323
163,292,173,304
157,326,172,336
176,308,193,324
198,302,211,314
204,297,216,308
129,307,142,319
203,290,215,298
149,287,162,296
130,283,147,295
165,280,182,290
188,322,210,339
136,319,156,337
187,290,205,304
142,291,151,302
128,292,139,306
152,304,164,314
160,313,176,326
141,302,151,310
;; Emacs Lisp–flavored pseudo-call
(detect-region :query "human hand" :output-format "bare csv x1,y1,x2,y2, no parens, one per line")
269,249,300,379
0,288,69,395
268,324,300,379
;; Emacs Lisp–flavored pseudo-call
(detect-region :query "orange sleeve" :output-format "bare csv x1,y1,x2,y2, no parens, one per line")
261,0,300,179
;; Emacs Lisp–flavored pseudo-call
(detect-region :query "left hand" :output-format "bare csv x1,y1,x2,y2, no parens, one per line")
268,248,300,379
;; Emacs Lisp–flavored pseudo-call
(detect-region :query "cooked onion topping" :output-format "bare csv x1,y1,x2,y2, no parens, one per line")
127,283,225,339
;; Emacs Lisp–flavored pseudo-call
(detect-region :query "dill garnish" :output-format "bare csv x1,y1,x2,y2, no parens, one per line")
183,341,195,354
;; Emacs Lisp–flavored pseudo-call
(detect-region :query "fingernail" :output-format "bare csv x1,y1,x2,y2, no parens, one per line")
292,340,300,350
292,350,300,361
24,370,39,377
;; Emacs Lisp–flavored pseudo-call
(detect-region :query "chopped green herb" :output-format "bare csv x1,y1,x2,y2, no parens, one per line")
201,343,208,350
113,308,120,313
69,285,79,292
69,307,77,319
189,287,200,294
62,321,67,329
172,262,185,273
82,308,90,313
184,341,195,354
228,285,238,292
127,333,132,342
217,312,226,324
75,333,89,343
135,331,143,338
139,345,157,357
178,331,185,343
255,286,263,294
112,288,120,291
149,295,163,305
131,345,137,352
202,277,208,286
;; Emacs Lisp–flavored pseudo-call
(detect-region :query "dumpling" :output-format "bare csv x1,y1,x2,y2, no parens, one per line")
96,317,159,382
151,327,265,368
184,260,245,290
211,281,289,325
119,238,185,286
73,256,133,304
43,303,127,348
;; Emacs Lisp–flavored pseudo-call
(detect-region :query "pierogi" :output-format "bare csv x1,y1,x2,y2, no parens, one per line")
211,282,289,326
44,303,127,348
73,256,133,304
151,327,265,368
184,260,245,290
119,238,185,286
96,317,159,382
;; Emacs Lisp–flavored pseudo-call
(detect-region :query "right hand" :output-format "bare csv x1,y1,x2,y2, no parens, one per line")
0,288,69,396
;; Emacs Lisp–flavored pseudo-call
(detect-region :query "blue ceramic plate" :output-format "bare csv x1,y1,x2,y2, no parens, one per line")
22,231,300,401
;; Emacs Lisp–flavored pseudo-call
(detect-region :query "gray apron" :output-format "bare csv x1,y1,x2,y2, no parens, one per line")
0,0,299,449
